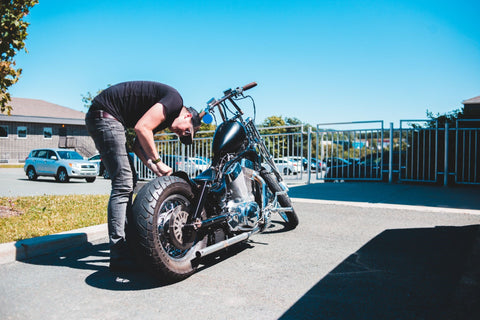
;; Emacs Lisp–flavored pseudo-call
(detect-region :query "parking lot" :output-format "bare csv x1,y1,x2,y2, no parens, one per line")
0,168,111,197
1,168,480,319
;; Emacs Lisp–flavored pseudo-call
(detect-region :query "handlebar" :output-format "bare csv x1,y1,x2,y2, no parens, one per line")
207,82,257,111
242,82,257,91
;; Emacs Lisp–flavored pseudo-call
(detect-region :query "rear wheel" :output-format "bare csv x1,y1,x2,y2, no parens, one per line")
261,170,299,229
26,166,37,181
132,176,207,281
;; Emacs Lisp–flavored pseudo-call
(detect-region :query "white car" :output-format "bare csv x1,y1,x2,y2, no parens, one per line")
177,157,210,176
24,148,97,183
273,158,297,175
283,156,304,173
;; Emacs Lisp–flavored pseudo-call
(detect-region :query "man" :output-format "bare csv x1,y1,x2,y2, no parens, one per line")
85,81,202,271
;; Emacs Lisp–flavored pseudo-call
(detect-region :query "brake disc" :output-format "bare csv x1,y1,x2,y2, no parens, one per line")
168,205,196,250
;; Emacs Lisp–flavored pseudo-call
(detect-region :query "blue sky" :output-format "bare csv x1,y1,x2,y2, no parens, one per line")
9,0,480,127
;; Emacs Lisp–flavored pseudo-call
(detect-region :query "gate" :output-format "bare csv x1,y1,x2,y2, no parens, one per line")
316,121,384,182
398,120,439,183
456,120,480,184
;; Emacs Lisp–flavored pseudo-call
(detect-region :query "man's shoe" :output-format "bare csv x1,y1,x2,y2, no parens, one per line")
109,257,139,272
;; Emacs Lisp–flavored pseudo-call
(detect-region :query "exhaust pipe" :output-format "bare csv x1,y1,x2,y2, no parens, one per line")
195,230,254,259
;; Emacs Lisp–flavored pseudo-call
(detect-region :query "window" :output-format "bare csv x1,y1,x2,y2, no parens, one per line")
0,125,7,138
17,126,27,138
37,150,48,159
43,127,52,139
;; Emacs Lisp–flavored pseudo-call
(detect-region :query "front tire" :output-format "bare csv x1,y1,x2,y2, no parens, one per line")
261,171,299,230
132,176,207,281
56,168,69,183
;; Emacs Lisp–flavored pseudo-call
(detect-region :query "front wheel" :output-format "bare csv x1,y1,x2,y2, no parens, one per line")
56,168,69,183
261,171,299,230
132,176,207,281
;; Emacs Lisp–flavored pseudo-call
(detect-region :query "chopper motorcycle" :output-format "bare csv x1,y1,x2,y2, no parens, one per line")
131,82,299,281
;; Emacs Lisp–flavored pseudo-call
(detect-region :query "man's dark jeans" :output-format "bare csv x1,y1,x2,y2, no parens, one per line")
85,115,136,260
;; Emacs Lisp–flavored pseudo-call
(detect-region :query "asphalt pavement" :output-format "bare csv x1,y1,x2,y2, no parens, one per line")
1,168,480,319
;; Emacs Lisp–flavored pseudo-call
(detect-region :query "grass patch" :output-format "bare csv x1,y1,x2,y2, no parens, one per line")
0,194,109,243
0,164,23,168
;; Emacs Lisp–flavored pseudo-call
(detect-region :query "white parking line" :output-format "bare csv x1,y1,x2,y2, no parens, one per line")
291,198,480,216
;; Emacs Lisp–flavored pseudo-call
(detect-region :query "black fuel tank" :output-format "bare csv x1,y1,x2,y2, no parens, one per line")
212,120,247,160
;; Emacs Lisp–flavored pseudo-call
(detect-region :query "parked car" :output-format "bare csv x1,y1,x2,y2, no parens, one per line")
88,154,105,176
324,153,406,182
24,148,97,183
96,152,136,179
273,158,297,175
311,158,326,171
177,157,209,176
284,156,306,173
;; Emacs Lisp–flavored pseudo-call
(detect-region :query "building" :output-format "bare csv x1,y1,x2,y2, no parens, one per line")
463,95,480,117
0,97,97,163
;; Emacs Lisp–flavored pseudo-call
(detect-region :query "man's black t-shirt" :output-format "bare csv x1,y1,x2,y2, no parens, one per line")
91,81,183,132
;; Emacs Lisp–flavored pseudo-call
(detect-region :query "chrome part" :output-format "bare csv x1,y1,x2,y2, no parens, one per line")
195,229,257,259
156,194,193,259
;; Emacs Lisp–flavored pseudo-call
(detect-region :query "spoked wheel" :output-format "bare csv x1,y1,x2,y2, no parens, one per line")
26,166,37,180
132,176,207,281
56,168,69,183
261,170,299,230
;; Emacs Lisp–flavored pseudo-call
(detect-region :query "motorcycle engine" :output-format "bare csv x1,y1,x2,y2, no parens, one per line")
224,161,260,231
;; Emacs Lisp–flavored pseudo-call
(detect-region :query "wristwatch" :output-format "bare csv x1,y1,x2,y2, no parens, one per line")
152,158,162,164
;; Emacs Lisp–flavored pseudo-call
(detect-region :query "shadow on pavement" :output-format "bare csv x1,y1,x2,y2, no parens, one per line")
20,228,274,291
22,242,165,291
280,224,480,320
289,182,480,211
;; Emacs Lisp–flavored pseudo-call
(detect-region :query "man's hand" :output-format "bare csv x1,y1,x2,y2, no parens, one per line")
147,159,173,176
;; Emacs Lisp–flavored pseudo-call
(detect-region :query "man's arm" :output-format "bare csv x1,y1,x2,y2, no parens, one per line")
134,103,172,176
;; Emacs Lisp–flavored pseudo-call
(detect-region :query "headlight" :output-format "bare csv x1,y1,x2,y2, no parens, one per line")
70,163,81,169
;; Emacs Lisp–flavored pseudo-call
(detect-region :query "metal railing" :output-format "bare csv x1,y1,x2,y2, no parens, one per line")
133,119,480,186
316,121,384,182
399,120,438,184
135,124,305,181
456,120,480,184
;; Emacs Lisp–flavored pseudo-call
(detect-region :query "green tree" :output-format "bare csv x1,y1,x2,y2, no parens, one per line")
425,108,463,128
261,116,286,132
0,0,38,114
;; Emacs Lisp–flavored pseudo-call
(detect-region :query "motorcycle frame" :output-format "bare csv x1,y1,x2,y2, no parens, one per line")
182,83,288,241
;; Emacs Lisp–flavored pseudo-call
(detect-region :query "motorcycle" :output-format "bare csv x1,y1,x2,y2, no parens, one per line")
131,82,299,281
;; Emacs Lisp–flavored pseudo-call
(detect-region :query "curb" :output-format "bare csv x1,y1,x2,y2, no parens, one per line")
0,224,107,265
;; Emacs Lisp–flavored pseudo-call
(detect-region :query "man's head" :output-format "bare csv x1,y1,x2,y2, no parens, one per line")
170,106,202,145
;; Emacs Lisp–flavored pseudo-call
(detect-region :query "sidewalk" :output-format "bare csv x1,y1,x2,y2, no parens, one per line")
1,182,479,265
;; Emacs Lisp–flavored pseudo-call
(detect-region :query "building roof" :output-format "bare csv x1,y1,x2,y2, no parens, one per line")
0,98,86,125
9,97,86,119
463,95,480,105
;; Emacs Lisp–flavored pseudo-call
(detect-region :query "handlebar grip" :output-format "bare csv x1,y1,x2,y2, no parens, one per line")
242,82,257,91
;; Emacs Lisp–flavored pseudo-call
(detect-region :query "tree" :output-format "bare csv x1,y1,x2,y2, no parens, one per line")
0,0,38,114
425,108,463,128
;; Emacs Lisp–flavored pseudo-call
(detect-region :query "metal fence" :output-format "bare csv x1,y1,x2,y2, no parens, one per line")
316,121,384,182
456,120,480,184
135,125,306,181
134,120,480,186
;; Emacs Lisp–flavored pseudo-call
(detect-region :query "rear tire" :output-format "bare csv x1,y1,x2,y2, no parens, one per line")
26,166,37,181
132,176,207,281
261,171,299,229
